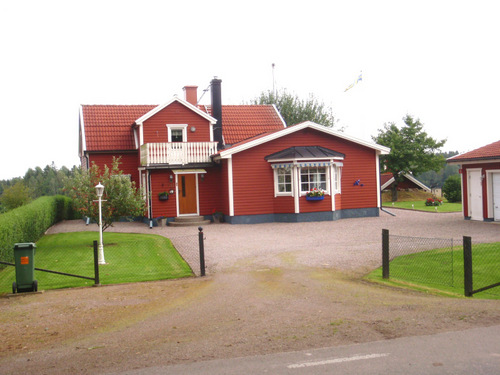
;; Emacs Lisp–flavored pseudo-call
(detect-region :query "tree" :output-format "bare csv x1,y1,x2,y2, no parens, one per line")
0,181,31,211
64,157,146,231
442,174,462,203
252,90,340,129
373,115,446,201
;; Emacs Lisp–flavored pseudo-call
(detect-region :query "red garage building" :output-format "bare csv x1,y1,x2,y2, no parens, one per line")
448,141,500,221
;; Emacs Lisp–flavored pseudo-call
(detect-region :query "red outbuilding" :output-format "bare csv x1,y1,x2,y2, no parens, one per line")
447,140,500,221
79,78,390,225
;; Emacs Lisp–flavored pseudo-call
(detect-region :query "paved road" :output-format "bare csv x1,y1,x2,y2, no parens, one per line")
112,325,500,375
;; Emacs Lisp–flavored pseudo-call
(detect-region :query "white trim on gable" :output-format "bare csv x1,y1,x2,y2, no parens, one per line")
272,104,288,128
215,121,390,159
134,96,217,126
79,105,86,157
381,173,431,192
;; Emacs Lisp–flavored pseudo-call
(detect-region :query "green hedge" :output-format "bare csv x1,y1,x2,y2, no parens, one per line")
0,196,75,262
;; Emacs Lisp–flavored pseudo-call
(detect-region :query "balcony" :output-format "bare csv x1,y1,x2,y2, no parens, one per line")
140,142,218,166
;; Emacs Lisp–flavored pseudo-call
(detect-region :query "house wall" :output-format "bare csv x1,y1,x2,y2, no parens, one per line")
87,152,140,185
142,101,211,143
461,162,500,220
229,128,379,217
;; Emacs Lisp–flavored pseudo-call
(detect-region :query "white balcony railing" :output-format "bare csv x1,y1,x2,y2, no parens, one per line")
140,142,218,166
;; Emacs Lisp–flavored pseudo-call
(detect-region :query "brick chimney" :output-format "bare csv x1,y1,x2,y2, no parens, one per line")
183,85,198,105
210,78,223,150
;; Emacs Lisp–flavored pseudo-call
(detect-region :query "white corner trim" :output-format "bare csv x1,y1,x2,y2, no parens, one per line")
228,156,234,216
376,154,381,208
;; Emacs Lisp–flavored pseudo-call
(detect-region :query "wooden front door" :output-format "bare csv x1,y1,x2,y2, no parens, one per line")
178,174,197,215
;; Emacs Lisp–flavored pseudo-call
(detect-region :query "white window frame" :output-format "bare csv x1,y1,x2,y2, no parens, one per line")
299,166,330,196
166,124,188,142
273,166,293,196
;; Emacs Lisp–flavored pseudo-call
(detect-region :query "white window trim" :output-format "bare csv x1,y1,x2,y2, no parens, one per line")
299,166,330,196
166,124,188,142
273,167,294,197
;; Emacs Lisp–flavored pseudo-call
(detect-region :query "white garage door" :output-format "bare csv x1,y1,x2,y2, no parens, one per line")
493,173,500,221
468,170,483,221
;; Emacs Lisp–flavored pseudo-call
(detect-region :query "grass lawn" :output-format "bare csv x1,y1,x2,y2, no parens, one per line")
382,200,462,212
0,232,193,293
366,243,500,299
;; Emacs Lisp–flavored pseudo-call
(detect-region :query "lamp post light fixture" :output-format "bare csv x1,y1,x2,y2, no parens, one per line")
95,182,106,265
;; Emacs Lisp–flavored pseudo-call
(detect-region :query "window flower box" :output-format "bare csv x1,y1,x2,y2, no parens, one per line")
305,187,325,201
158,192,169,201
306,196,324,201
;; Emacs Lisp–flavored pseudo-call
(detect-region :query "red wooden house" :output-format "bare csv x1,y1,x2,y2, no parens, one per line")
79,78,390,225
447,140,500,221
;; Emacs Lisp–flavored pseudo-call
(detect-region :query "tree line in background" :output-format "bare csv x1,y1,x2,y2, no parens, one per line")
0,163,78,212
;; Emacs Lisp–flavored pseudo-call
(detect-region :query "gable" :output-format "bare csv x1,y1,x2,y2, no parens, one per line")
217,121,390,159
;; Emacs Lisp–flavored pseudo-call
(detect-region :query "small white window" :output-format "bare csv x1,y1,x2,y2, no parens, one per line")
167,124,188,143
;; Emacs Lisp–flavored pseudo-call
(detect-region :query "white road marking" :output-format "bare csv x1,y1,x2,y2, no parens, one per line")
287,353,390,369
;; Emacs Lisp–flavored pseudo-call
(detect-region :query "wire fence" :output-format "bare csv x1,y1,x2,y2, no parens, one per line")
382,229,500,297
0,229,206,293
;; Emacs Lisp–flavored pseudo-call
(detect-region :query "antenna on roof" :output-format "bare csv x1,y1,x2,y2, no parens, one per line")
197,80,212,105
272,63,276,96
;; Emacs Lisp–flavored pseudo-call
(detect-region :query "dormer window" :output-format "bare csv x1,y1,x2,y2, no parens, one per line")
167,124,188,143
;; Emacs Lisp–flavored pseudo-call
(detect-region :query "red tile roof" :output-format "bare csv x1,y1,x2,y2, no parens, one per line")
447,140,500,163
82,105,155,151
81,103,285,151
200,105,285,144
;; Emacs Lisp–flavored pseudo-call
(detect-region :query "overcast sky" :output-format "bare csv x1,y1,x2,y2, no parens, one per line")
1,0,498,180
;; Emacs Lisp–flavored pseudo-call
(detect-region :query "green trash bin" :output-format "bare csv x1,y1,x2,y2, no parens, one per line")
12,243,38,293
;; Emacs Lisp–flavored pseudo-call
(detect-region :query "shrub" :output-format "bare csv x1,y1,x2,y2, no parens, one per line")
443,175,462,203
0,196,74,263
425,197,442,206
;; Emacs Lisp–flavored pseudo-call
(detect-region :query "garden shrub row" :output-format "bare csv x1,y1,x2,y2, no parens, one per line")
0,196,75,262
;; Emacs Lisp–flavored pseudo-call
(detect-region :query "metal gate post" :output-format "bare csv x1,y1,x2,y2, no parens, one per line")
463,236,473,297
93,240,101,286
382,229,390,279
198,227,206,277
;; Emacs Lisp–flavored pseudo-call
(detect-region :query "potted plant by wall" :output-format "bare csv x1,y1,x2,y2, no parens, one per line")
158,192,169,201
212,209,224,223
306,187,325,201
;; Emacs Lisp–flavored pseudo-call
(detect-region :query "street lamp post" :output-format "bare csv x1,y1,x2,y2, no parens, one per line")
95,182,106,265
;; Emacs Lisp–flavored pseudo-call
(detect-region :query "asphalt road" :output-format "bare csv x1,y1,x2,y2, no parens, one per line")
112,325,500,375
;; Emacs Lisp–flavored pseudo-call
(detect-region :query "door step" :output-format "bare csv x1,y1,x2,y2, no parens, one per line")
168,216,211,227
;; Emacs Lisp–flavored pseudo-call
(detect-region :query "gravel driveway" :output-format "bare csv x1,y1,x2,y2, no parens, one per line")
47,209,500,275
3,209,498,375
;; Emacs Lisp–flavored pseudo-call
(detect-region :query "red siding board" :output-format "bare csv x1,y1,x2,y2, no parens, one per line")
149,170,177,218
88,152,140,185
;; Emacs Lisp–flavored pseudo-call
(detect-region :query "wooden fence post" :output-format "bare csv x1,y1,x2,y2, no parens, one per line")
382,229,390,279
463,236,473,297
